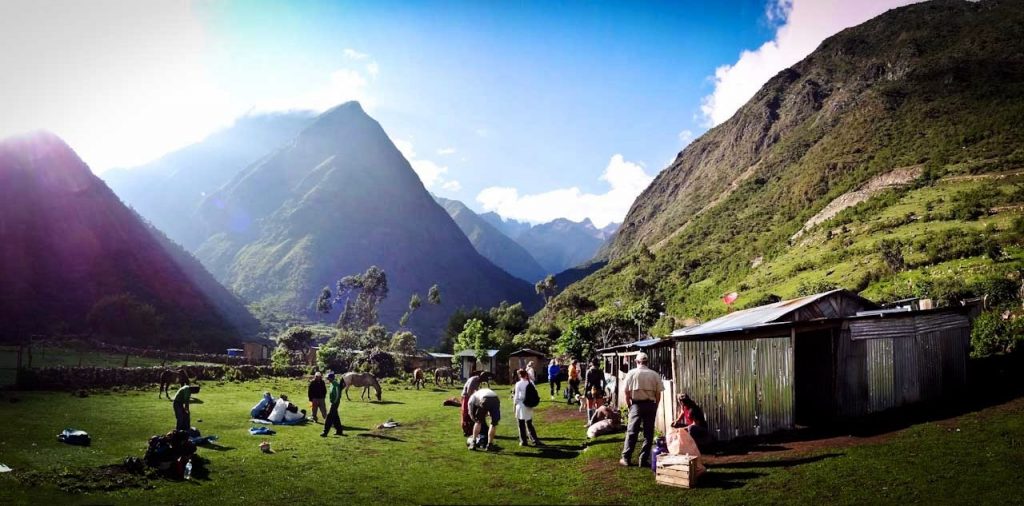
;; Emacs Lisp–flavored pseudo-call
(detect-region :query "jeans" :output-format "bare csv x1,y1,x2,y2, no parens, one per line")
550,379,562,397
621,400,658,464
322,402,343,435
568,379,581,404
310,398,327,421
173,402,190,431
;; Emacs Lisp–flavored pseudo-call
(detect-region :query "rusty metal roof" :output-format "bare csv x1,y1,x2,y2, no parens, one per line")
670,289,865,338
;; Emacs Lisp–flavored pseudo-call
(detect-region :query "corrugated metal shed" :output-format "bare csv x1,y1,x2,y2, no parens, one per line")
672,290,878,338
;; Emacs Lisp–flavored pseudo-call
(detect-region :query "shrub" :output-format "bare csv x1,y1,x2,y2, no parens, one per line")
795,279,840,297
970,311,1024,358
357,349,398,378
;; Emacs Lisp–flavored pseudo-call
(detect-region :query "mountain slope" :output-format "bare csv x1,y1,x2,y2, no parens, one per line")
0,131,258,347
194,102,538,345
436,197,546,283
102,112,314,249
561,0,1024,321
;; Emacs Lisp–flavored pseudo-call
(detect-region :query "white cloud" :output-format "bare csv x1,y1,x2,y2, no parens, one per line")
366,62,379,78
475,154,653,228
678,130,694,147
343,48,369,60
437,147,457,156
394,138,460,193
700,0,922,126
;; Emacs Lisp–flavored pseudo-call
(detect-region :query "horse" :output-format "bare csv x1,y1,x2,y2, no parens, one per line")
412,368,425,390
479,371,494,388
158,368,190,400
342,372,382,401
433,367,456,387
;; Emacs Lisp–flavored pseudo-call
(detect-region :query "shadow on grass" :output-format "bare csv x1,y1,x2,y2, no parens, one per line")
357,433,404,442
197,443,235,452
340,425,368,432
509,448,579,460
372,400,404,405
584,437,625,447
710,453,841,469
698,471,767,490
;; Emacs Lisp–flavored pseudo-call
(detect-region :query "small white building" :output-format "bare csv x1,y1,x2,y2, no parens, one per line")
454,349,500,379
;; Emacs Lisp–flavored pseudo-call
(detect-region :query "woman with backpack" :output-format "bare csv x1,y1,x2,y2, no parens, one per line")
512,368,543,446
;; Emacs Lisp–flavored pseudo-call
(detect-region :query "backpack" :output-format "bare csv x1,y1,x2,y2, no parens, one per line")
523,382,540,408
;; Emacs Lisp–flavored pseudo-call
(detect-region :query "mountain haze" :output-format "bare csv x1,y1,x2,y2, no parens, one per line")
0,131,258,347
195,102,538,345
102,112,314,250
436,196,547,283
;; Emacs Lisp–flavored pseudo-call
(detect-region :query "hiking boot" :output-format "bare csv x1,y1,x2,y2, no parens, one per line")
335,432,344,436
320,433,328,437
618,458,631,467
532,440,545,447
484,444,498,452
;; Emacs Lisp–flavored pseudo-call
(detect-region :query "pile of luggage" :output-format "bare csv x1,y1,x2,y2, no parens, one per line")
143,430,197,479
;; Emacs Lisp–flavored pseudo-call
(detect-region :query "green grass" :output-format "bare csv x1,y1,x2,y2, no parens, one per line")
1,379,1023,505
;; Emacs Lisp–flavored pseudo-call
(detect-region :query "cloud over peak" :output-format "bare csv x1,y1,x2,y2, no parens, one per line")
700,0,922,127
475,154,652,228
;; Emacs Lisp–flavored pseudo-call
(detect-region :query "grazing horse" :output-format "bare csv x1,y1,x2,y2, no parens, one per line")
159,368,190,400
433,367,456,387
412,368,425,390
342,372,382,401
479,371,494,388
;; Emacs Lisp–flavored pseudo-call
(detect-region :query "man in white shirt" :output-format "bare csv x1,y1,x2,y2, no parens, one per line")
468,387,501,451
619,352,664,467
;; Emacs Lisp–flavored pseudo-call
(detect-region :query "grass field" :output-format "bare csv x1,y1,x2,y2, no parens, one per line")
1,378,1022,505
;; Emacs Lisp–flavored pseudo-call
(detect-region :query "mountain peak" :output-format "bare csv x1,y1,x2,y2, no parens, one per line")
0,130,95,193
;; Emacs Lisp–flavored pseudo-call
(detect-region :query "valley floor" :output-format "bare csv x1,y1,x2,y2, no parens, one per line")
0,379,1022,505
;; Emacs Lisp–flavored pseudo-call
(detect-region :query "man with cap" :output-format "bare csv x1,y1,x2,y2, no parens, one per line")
619,352,663,467
307,371,328,423
321,372,345,437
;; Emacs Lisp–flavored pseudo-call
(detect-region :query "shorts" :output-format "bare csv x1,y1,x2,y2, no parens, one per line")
470,396,501,425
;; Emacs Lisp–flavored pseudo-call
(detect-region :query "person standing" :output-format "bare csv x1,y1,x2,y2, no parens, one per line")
321,373,344,437
583,358,606,426
619,352,664,467
307,372,328,423
567,359,581,405
547,358,561,400
460,370,483,437
468,387,501,451
172,384,199,432
526,361,536,383
512,369,543,446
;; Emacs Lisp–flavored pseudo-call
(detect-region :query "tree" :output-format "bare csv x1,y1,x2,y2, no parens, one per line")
454,318,490,363
336,266,389,330
428,284,442,305
362,324,390,350
488,301,528,336
442,307,493,352
315,286,333,321
389,330,417,356
86,294,161,344
275,326,316,363
401,293,423,328
879,239,906,273
535,275,558,304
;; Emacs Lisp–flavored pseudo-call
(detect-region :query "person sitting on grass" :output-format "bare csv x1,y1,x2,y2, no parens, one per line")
250,392,274,419
173,384,200,432
468,386,501,451
672,394,709,446
268,394,307,423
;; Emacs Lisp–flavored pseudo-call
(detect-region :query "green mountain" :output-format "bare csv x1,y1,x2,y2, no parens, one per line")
435,196,547,283
102,112,314,250
559,0,1024,322
0,131,258,349
194,102,538,346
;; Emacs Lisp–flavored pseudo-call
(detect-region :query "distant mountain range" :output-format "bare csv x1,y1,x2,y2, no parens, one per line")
102,112,315,250
435,197,547,283
0,131,258,348
478,212,618,275
190,102,538,346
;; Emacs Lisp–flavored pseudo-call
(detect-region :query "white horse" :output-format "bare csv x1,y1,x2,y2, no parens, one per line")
342,372,382,401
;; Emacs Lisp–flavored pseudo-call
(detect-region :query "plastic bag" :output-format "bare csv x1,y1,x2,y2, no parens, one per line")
57,428,91,446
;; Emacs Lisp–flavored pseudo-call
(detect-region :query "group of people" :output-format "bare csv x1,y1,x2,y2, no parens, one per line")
249,391,309,424
243,371,346,436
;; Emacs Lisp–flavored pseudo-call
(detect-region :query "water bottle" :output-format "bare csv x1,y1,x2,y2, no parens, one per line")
184,459,193,480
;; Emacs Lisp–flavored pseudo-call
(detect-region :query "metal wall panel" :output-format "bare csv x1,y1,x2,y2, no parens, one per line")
866,338,896,413
675,336,792,441
851,318,918,340
892,336,920,405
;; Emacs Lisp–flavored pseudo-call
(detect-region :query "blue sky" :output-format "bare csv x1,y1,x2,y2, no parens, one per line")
0,0,922,226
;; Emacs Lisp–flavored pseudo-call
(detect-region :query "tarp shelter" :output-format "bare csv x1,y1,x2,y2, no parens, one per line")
669,289,971,441
599,337,676,433
508,349,547,383
455,349,500,380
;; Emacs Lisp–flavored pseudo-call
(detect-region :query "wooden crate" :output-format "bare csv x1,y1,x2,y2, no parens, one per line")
655,454,697,489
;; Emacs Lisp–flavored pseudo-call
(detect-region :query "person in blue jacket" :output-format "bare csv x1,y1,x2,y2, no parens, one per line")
547,358,561,400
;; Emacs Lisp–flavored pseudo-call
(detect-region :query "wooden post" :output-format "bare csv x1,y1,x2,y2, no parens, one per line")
78,351,83,367
124,353,129,368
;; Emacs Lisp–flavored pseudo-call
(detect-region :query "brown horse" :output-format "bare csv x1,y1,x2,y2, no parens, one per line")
412,368,425,390
433,367,456,387
342,372,382,401
159,368,190,400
